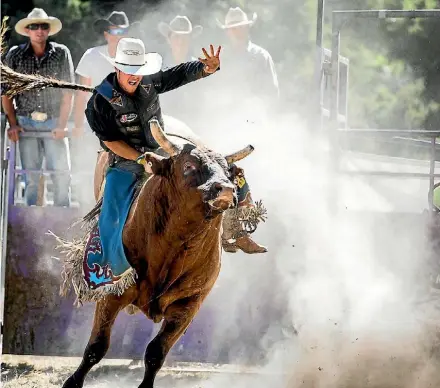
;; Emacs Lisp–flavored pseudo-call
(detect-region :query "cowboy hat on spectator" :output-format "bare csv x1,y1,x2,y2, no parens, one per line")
158,15,203,38
100,37,162,76
94,11,139,34
15,8,62,36
216,7,257,29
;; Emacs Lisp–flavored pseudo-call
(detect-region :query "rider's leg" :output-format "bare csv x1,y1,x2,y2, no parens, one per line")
222,165,267,254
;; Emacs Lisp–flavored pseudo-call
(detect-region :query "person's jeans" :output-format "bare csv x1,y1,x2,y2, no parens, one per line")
17,116,71,207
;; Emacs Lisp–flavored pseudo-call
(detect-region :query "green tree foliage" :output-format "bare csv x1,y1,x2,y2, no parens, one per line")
380,0,440,130
317,0,438,129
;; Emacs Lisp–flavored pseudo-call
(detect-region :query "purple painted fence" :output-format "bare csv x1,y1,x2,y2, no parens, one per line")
3,206,214,361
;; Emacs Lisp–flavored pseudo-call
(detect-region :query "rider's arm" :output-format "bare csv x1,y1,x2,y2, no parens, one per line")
102,140,141,161
151,60,217,94
85,94,140,160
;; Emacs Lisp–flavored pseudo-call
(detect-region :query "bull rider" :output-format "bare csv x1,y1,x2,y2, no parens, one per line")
85,37,267,254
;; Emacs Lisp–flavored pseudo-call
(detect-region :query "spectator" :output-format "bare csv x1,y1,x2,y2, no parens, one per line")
157,15,206,128
73,11,138,135
1,8,74,207
215,7,279,106
158,15,203,64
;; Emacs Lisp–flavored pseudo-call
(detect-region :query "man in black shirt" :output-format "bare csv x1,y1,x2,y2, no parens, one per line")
87,38,267,254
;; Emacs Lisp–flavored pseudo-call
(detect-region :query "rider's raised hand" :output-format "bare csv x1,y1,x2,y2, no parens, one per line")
198,45,221,74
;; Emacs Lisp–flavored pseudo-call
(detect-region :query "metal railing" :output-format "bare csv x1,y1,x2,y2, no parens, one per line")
5,130,93,206
0,125,8,339
0,128,95,337
326,9,440,212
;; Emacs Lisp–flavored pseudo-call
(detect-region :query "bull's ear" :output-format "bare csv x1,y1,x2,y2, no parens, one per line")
138,152,171,176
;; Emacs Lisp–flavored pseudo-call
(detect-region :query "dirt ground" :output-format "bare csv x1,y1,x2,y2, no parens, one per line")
3,335,440,388
0,355,270,388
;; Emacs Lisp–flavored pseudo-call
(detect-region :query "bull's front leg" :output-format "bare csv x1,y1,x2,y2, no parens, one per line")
62,293,133,388
138,296,202,388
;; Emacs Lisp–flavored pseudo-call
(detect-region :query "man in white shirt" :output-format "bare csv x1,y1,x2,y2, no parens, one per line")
215,7,279,109
157,15,204,127
73,11,138,135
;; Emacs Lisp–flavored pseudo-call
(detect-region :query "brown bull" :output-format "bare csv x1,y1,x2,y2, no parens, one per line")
62,119,253,388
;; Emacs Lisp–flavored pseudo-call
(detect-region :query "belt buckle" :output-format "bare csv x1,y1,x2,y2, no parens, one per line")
31,111,48,122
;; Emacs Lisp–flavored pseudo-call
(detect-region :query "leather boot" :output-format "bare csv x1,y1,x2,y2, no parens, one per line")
221,170,267,254
222,213,268,254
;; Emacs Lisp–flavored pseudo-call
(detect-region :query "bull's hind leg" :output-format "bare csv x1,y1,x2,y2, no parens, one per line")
138,297,202,388
62,295,132,388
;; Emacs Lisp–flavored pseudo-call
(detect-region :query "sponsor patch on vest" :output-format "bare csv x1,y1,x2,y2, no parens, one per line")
126,125,141,133
141,84,151,94
147,101,157,112
110,91,123,107
120,113,138,123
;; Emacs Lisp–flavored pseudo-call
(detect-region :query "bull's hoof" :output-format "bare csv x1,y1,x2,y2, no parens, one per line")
62,375,83,388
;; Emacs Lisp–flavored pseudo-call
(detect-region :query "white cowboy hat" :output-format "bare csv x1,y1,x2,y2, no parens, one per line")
158,15,203,38
100,38,163,76
216,7,257,29
15,8,62,37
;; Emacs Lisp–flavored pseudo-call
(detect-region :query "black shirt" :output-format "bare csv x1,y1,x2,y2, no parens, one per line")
86,60,212,147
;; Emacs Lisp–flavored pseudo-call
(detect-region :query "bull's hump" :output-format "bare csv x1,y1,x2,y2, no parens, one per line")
162,114,207,150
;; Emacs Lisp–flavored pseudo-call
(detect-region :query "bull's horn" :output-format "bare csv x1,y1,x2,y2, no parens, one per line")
149,119,180,156
224,145,254,164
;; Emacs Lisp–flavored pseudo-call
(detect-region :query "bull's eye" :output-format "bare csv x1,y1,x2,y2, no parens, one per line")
183,161,196,176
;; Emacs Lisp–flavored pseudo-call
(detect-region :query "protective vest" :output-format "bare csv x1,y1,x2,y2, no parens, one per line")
95,74,163,150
